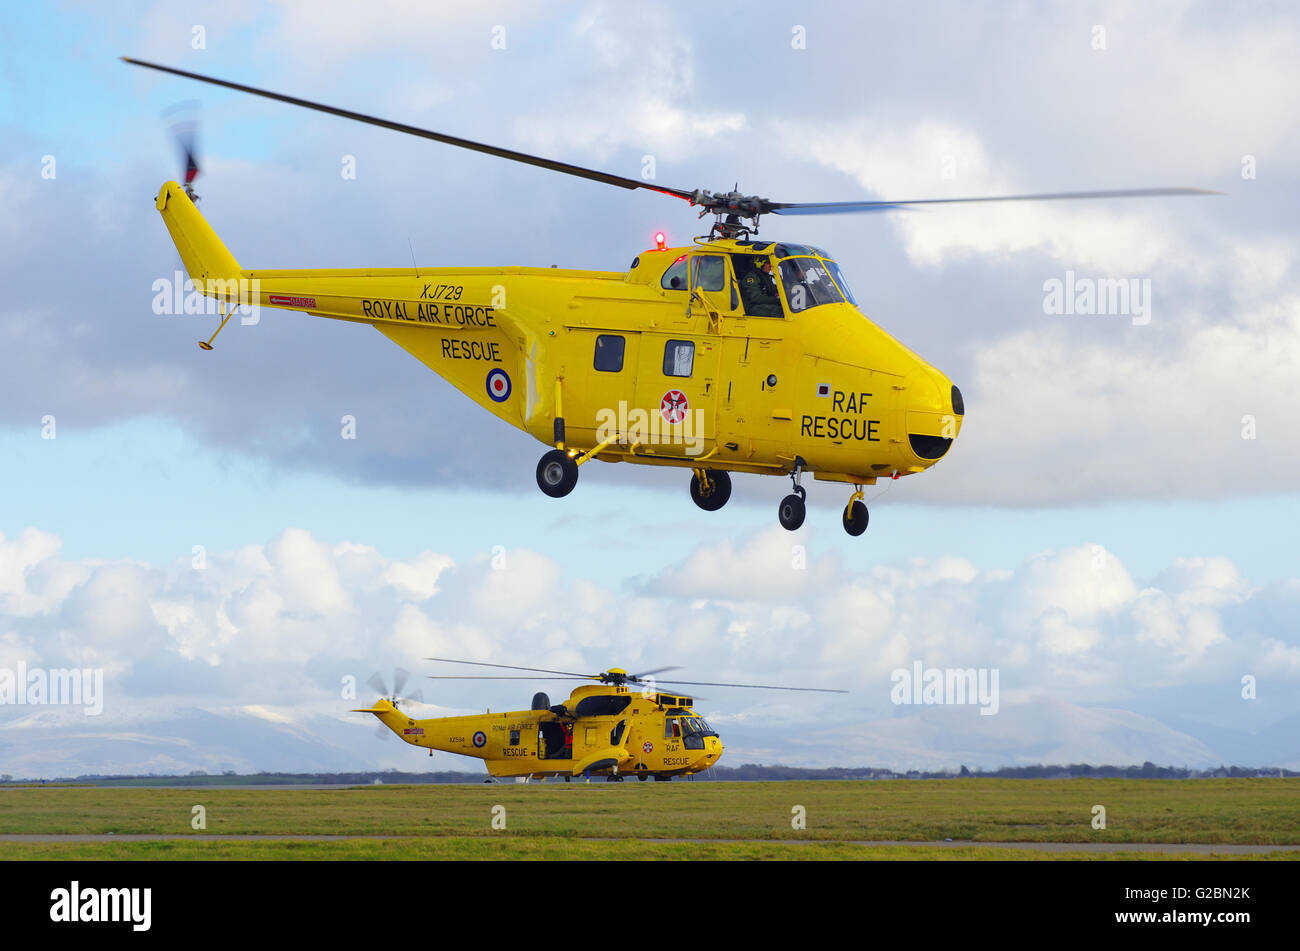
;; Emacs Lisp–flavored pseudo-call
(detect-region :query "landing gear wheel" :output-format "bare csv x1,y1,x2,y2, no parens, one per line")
843,499,869,536
536,449,578,498
638,773,648,781
690,469,732,511
778,493,806,531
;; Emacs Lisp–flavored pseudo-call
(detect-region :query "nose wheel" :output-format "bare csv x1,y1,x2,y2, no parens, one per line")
690,469,732,511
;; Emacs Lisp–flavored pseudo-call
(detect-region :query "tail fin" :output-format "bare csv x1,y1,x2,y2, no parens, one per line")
351,698,399,717
154,181,242,285
352,698,424,745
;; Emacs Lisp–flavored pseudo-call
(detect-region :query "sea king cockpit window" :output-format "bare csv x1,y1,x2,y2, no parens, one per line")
666,715,716,750
778,256,846,313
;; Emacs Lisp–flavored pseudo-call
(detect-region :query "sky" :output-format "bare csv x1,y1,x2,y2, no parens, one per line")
1,0,1298,777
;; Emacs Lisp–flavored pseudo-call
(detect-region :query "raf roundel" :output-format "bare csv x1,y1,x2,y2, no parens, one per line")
642,741,654,754
485,368,511,403
472,730,487,748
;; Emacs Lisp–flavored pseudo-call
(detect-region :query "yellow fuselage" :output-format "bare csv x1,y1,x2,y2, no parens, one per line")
157,181,963,486
362,684,721,779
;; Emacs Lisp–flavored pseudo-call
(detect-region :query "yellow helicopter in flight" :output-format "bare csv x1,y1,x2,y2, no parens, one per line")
123,58,1211,536
354,660,845,781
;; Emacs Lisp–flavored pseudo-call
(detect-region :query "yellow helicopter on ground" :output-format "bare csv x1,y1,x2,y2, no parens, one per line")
354,659,845,781
124,58,1211,535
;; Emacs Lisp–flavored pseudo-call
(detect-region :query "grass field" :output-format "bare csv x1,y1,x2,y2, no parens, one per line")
1,778,1296,860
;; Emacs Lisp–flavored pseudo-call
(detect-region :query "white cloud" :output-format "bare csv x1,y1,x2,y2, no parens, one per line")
1,525,1296,773
932,294,1300,504
381,550,456,601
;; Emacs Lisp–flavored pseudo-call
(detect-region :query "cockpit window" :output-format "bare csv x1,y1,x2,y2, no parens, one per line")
823,260,858,306
661,254,688,291
775,243,817,258
664,715,716,738
778,256,846,312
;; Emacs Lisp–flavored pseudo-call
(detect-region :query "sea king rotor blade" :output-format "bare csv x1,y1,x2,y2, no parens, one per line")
424,658,598,680
424,676,587,681
627,666,684,682
652,679,848,693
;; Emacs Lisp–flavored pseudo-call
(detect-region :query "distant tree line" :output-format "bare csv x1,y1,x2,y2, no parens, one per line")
696,762,1296,781
2,761,1294,785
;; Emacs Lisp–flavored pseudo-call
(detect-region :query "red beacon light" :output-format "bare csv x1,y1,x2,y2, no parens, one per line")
654,231,666,250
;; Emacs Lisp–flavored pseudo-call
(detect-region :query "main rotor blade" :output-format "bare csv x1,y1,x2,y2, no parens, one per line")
424,676,588,681
425,658,597,679
121,57,696,202
653,679,848,693
768,187,1218,216
628,666,684,680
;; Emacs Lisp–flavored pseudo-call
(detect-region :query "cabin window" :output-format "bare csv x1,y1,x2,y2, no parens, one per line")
509,729,520,746
691,255,726,292
661,254,688,290
663,340,694,377
665,717,683,739
593,334,625,372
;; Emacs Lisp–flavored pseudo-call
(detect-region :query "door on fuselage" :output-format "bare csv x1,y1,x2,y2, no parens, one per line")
538,720,573,760
559,330,641,449
715,251,797,461
629,252,730,459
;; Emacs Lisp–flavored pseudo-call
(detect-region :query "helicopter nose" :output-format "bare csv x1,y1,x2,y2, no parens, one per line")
698,736,723,769
906,371,964,462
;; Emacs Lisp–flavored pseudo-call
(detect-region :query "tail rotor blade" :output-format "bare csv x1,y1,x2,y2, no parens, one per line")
161,99,202,200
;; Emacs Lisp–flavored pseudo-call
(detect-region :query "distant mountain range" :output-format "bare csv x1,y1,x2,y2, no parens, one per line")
1,698,1297,781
